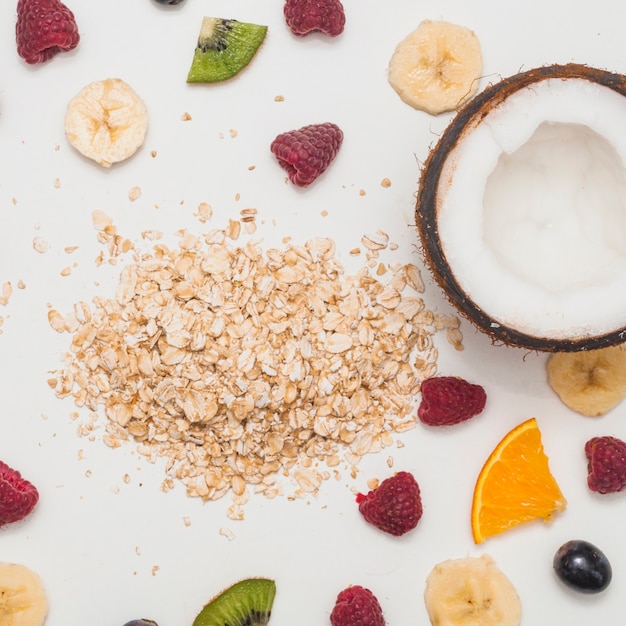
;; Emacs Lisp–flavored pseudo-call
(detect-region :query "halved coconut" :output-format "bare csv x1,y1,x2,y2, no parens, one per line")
416,63,626,352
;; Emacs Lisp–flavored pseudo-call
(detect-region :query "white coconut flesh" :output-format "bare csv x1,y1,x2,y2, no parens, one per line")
436,77,626,340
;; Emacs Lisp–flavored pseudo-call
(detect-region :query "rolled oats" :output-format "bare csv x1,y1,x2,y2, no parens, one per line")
49,218,459,514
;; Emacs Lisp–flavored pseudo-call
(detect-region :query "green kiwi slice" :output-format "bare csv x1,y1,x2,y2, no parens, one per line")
187,17,268,83
192,577,276,626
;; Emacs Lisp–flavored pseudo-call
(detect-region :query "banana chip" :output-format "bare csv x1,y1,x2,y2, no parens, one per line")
388,19,482,115
547,345,626,416
65,78,148,167
424,555,521,626
0,562,47,626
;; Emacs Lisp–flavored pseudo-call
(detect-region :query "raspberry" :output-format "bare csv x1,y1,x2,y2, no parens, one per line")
356,471,422,537
330,585,385,626
270,122,343,187
585,436,626,494
284,0,345,37
16,0,80,65
0,460,39,526
417,375,486,426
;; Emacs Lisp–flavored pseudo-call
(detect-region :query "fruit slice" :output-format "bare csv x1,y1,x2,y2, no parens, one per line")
388,19,482,115
471,417,567,544
0,562,48,626
64,78,148,168
193,578,276,626
424,554,521,626
546,345,626,416
187,17,268,83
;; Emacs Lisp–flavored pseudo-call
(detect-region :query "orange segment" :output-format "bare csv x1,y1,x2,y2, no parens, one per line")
471,417,567,544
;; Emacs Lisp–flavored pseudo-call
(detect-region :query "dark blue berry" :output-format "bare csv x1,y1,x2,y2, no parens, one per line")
553,540,612,593
152,0,184,5
123,620,158,626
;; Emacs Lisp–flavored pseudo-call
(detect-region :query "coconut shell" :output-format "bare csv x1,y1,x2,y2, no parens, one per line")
415,63,626,352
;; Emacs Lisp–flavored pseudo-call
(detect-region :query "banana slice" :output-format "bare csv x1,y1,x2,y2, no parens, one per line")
0,562,48,626
424,555,521,626
546,345,626,416
65,78,148,167
388,20,482,115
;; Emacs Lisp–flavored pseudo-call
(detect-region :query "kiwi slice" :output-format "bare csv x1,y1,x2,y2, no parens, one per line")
192,577,276,626
187,17,268,83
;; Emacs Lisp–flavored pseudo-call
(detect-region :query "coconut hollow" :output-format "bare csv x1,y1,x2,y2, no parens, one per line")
416,63,626,352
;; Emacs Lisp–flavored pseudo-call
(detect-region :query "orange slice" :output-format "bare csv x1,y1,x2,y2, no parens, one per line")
471,417,567,544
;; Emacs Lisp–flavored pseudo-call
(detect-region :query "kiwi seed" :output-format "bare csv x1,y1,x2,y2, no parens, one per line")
187,17,268,83
192,577,276,626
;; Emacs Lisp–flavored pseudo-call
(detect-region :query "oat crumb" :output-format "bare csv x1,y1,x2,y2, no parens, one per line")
33,237,49,254
129,186,142,201
0,282,12,306
274,95,285,102
54,178,61,189
381,177,392,188
181,112,192,121
219,527,236,541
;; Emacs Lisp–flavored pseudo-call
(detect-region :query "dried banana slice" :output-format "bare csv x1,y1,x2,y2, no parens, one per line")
0,562,47,626
547,345,626,416
65,78,148,167
388,19,482,115
424,555,521,626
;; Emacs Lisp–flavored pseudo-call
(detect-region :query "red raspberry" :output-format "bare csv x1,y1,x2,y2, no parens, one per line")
270,122,343,187
417,375,486,426
284,0,345,37
356,471,422,537
16,0,80,65
585,436,626,494
0,460,39,526
330,585,385,626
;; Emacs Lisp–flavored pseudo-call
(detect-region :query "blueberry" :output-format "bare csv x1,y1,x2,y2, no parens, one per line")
152,0,184,5
553,539,612,593
123,620,158,626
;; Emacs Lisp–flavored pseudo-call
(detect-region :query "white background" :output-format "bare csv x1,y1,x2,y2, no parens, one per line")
2,1,626,624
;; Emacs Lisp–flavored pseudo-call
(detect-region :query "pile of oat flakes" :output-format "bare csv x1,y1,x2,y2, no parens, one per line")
48,208,462,519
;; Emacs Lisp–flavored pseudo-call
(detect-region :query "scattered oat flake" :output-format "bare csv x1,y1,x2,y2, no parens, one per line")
47,309,66,332
33,237,49,254
381,177,392,188
229,129,238,138
54,178,61,189
181,112,192,121
151,150,157,158
60,266,72,277
151,566,160,576
0,282,12,305
274,95,285,102
219,527,236,541
129,186,142,201
359,189,366,196
92,210,113,231
182,516,191,527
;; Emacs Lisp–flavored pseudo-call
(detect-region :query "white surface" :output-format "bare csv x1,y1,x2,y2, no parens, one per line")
2,1,626,625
